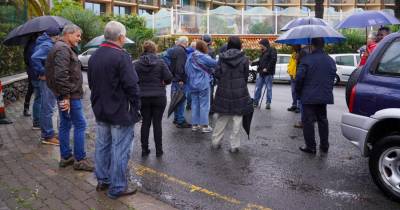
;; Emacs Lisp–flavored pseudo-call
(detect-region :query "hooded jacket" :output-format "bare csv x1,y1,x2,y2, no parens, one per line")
212,49,253,115
257,41,277,76
31,33,54,77
135,52,172,97
185,51,217,92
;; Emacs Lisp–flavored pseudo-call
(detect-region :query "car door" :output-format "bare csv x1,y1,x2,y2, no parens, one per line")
278,55,290,81
334,55,356,82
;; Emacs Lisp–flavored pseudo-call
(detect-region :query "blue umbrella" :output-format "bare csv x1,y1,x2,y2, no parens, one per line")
276,25,345,45
84,35,135,48
280,17,328,31
336,10,400,29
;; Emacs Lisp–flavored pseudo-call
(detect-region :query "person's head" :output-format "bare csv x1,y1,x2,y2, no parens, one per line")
202,34,212,46
227,36,242,50
104,21,127,48
196,40,208,54
142,40,157,54
291,44,301,52
367,32,376,45
259,38,270,52
45,26,61,42
61,24,82,47
176,36,189,47
376,27,391,43
311,37,325,51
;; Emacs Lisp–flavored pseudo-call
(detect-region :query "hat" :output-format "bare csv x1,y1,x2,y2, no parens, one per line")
45,26,60,37
202,34,212,44
259,38,270,48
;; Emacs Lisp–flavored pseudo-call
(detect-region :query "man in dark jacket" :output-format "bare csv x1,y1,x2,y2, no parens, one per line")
23,35,39,123
169,36,191,128
253,38,277,109
46,24,93,171
211,36,253,153
295,38,337,154
88,21,140,199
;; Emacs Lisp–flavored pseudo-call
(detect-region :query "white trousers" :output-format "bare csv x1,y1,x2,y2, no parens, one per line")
211,114,243,149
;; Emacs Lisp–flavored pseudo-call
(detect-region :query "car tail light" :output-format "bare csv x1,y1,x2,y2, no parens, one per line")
349,85,357,113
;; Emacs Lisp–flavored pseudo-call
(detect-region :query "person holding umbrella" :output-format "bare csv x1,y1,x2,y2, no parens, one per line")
359,27,391,66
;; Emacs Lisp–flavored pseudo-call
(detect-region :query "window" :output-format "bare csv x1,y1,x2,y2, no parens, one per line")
85,2,105,15
376,40,400,76
114,6,131,16
335,55,354,66
278,56,290,64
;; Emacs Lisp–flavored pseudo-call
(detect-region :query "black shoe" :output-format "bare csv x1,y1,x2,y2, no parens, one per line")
287,106,296,112
141,149,150,157
156,150,164,157
186,105,191,110
294,108,300,113
176,121,191,128
23,109,31,117
229,148,239,153
320,146,329,153
299,146,316,154
96,183,110,191
107,187,137,199
173,120,178,125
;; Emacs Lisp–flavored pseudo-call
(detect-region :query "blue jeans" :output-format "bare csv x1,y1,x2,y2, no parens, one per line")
95,121,134,197
39,80,56,139
58,99,87,161
191,88,210,125
171,82,186,124
254,75,273,105
31,80,41,126
290,79,299,107
185,85,191,107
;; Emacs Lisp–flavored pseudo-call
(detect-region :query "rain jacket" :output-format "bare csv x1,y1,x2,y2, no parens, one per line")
169,45,187,82
24,39,38,80
185,51,217,92
212,49,253,115
287,52,297,79
135,52,172,97
31,33,54,77
257,43,277,76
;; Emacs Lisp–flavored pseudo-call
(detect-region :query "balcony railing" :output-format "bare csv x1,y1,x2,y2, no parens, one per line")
275,0,292,4
138,0,157,6
114,0,136,3
160,0,173,7
226,0,244,4
384,0,394,4
246,0,270,4
301,0,315,4
357,0,378,4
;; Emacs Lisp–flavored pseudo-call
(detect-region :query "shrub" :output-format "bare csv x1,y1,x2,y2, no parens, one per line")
249,22,274,34
0,23,25,77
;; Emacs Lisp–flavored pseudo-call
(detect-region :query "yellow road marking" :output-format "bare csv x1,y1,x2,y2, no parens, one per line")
133,164,272,210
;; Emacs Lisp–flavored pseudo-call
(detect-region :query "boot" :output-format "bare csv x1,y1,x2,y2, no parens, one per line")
23,103,31,117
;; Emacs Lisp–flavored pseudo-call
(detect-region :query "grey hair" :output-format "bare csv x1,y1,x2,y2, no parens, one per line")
104,21,126,41
62,24,82,35
176,36,188,45
190,41,196,48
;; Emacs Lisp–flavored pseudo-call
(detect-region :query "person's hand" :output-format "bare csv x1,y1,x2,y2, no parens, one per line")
59,99,70,112
178,81,184,86
38,75,46,80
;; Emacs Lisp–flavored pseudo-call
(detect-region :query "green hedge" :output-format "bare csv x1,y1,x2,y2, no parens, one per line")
0,23,25,77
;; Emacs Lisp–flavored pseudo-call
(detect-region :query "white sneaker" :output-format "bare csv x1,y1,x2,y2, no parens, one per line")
192,125,200,132
201,126,213,133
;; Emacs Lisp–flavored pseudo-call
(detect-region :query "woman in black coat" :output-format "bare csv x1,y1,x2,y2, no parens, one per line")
135,41,172,157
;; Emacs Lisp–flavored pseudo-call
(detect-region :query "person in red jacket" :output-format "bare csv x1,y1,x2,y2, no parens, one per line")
359,27,391,66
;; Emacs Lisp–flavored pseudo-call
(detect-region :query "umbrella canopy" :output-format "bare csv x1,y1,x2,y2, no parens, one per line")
280,17,328,31
84,35,135,49
336,10,400,29
242,109,254,139
167,89,186,117
275,25,346,45
3,16,71,46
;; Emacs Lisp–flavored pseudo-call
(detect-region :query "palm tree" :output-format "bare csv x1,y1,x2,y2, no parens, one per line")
14,0,50,19
315,0,324,19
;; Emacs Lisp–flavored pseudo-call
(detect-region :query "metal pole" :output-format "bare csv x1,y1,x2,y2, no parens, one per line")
152,11,155,32
241,7,244,34
275,8,278,35
207,6,210,34
171,6,174,35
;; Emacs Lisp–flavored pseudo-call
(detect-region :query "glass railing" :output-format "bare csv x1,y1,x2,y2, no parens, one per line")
384,0,394,4
301,0,315,4
246,0,270,4
138,0,157,6
160,0,173,7
226,0,244,3
357,0,378,3
115,0,136,3
275,0,292,4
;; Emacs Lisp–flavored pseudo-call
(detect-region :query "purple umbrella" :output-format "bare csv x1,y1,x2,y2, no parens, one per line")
335,10,400,29
281,17,328,31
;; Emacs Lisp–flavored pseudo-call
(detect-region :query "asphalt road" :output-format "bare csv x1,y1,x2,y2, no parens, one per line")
82,72,400,210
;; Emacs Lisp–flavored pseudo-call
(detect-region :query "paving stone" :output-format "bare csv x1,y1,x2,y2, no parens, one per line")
65,198,89,210
44,198,71,210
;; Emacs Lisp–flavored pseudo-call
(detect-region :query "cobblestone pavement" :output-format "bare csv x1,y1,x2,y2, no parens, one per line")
0,98,176,210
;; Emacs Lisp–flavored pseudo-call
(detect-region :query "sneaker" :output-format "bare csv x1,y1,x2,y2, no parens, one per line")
41,137,60,146
287,106,296,112
211,144,221,150
141,149,150,157
32,125,41,130
73,158,94,172
23,109,31,117
192,125,200,132
229,148,239,153
201,126,213,133
156,150,164,157
294,122,303,129
294,108,301,113
176,121,191,128
265,103,271,110
59,156,74,168
173,120,178,125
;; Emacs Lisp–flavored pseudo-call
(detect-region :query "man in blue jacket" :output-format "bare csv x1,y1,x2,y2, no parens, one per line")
88,21,140,199
31,27,60,146
295,38,337,154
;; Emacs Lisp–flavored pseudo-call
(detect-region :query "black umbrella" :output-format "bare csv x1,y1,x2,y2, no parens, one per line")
167,89,186,117
242,99,254,139
3,16,71,46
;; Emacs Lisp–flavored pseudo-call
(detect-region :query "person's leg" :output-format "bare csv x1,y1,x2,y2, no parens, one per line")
58,106,72,159
108,124,135,197
199,87,211,126
186,86,192,110
253,76,264,106
229,115,243,150
172,82,186,125
152,96,167,155
95,121,112,186
302,105,317,150
191,91,200,126
266,75,273,105
140,97,152,154
24,76,33,116
69,99,87,161
211,114,230,147
316,104,329,151
31,80,41,127
39,81,56,140
289,79,297,108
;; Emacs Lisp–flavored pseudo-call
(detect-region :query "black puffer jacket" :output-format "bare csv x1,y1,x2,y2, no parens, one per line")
212,49,253,115
257,44,277,76
135,53,172,97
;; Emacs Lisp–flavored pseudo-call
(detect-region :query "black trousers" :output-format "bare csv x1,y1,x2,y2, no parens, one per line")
302,104,329,150
24,76,34,110
140,96,167,152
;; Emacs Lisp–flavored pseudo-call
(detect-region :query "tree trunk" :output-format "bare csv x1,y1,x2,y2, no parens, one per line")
395,0,400,20
315,0,324,19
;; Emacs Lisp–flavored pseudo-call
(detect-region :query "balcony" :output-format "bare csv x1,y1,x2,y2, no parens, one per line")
329,0,353,4
138,0,158,6
275,0,293,4
160,0,173,7
301,0,315,4
384,0,394,4
357,0,379,4
226,0,244,4
114,0,136,3
246,0,270,5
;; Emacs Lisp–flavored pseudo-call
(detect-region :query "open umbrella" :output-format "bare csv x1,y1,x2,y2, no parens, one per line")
336,10,400,29
167,89,186,117
3,16,71,46
84,35,135,49
280,17,328,31
275,25,346,45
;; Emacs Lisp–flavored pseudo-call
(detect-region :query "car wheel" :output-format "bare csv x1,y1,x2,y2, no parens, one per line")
346,67,362,108
248,72,257,83
334,74,340,86
369,135,400,202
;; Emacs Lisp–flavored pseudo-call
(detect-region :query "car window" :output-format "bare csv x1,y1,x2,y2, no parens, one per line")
335,55,354,66
376,40,400,76
356,55,360,65
278,56,290,64
87,49,96,56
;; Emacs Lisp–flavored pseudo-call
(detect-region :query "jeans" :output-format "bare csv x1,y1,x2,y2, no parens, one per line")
140,96,167,152
39,80,56,139
58,99,87,161
185,85,191,108
24,77,34,111
191,88,210,125
302,104,329,150
31,80,41,126
212,114,243,149
290,79,299,107
95,121,135,196
171,82,186,124
254,75,273,105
